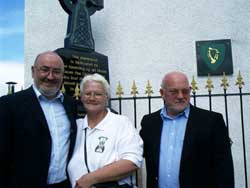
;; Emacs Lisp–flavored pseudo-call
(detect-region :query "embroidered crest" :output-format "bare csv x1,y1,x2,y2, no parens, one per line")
95,136,108,153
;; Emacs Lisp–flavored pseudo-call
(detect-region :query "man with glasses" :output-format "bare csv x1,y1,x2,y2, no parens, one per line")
140,71,234,188
0,51,77,188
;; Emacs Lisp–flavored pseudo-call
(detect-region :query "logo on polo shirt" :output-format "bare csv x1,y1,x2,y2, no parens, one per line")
95,136,108,153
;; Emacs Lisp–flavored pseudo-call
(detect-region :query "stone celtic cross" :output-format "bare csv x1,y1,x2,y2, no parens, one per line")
59,0,104,51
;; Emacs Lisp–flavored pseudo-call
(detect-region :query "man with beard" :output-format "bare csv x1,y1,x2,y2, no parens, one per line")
0,51,77,188
140,71,234,188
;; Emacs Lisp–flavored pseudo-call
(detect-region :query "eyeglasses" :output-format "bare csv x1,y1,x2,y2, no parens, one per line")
163,88,190,96
34,66,64,76
83,91,105,98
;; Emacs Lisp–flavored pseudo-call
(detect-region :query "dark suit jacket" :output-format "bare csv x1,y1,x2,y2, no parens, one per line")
140,105,234,188
0,87,77,188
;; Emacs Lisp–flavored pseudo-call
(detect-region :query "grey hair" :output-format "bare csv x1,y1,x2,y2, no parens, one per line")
80,73,110,99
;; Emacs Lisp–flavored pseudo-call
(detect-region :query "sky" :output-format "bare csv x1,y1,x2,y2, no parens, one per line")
0,0,24,96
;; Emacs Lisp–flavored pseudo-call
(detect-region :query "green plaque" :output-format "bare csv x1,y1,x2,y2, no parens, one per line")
196,39,233,76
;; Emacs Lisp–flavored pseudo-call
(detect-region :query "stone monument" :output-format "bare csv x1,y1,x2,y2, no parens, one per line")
56,0,109,99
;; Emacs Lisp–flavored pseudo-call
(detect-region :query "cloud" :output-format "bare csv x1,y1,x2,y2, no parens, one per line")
0,26,23,36
0,61,24,96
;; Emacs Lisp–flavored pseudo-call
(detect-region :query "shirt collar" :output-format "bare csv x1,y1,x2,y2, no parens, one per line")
83,108,110,131
32,84,64,102
160,104,190,120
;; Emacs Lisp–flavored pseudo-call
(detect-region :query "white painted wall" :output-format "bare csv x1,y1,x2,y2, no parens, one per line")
25,0,250,187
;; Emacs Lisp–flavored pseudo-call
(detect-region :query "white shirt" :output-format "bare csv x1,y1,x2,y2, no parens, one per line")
68,109,143,188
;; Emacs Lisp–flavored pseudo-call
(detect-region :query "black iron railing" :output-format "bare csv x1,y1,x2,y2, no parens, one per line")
4,72,250,188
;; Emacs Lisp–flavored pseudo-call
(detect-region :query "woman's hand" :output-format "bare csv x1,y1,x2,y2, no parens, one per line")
75,174,94,188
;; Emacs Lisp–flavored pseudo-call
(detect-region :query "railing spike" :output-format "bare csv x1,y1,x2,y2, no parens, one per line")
61,83,66,94
73,83,80,100
116,81,124,98
145,80,153,96
235,71,244,89
205,74,214,92
131,80,139,97
191,76,198,94
220,72,229,90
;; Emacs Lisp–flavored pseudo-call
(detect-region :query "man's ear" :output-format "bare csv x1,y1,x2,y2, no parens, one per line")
159,88,164,96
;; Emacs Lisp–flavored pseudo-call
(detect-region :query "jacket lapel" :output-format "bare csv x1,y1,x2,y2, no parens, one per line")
22,87,48,127
180,105,196,163
153,110,164,171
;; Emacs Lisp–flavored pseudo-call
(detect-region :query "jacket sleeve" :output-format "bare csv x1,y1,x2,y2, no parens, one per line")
213,113,235,188
0,96,12,187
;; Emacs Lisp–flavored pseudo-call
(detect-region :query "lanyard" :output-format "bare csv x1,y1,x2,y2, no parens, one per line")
84,128,90,173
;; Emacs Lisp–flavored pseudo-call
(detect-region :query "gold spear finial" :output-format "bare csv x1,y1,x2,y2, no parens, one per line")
145,80,153,96
73,83,80,100
235,71,244,89
116,81,124,98
191,76,198,93
220,72,229,90
61,83,66,94
205,74,214,92
131,80,139,97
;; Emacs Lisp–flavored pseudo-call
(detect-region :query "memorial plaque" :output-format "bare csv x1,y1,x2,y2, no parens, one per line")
55,48,109,97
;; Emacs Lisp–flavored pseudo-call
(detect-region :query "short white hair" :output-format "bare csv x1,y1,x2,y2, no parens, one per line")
80,73,110,99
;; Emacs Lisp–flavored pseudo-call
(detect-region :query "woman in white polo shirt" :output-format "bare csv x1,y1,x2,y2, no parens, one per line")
67,73,143,188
